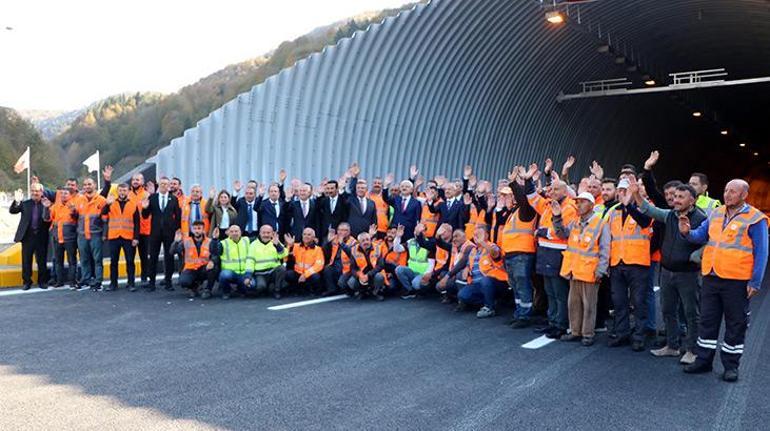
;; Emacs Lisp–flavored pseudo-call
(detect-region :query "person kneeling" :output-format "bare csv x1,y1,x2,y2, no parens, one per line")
175,221,217,299
285,228,325,295
246,225,288,299
457,226,508,318
216,225,251,299
347,232,386,300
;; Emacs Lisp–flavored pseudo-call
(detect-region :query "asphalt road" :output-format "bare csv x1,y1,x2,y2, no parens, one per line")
1,280,769,430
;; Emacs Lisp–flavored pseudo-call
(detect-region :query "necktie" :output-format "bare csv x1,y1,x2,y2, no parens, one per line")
161,195,166,211
402,198,407,212
331,198,336,213
302,201,308,218
360,197,366,213
193,202,201,222
274,202,280,229
247,203,254,231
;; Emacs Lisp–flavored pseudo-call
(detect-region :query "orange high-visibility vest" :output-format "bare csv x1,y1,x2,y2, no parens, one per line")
702,205,768,280
465,205,487,240
368,192,390,232
50,202,77,244
292,244,325,278
129,188,151,236
609,209,652,267
181,198,210,238
73,194,107,240
328,236,357,273
183,237,211,271
560,213,605,283
467,246,507,283
351,244,383,277
383,245,408,267
501,209,537,254
105,199,137,240
421,199,442,238
435,246,449,270
528,194,577,250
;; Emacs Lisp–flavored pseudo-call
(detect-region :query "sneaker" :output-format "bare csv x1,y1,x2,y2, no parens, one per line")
722,369,739,382
400,293,417,300
581,336,595,346
71,284,81,291
679,351,697,365
476,306,496,318
38,283,48,290
510,319,531,329
50,282,63,288
454,302,467,312
560,334,581,342
650,346,680,357
90,285,102,292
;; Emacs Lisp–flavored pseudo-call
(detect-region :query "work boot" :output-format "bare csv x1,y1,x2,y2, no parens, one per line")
679,351,697,365
581,336,595,347
476,306,496,318
722,369,739,382
683,362,713,374
650,346,680,357
22,284,32,291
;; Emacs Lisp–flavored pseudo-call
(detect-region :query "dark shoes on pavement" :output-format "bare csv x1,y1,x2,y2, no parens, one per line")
683,362,713,374
546,328,566,339
608,336,630,348
510,319,531,329
723,369,739,382
631,340,645,352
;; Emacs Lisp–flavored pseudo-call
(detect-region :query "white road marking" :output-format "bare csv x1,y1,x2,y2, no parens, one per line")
0,274,180,298
521,335,555,349
267,294,348,311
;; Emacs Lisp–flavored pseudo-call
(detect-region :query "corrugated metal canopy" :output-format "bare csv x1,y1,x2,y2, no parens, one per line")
151,0,770,191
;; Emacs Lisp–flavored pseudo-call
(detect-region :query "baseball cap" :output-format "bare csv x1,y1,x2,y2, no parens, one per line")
575,192,596,205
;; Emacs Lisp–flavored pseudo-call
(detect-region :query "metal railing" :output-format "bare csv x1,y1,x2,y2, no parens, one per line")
669,68,728,85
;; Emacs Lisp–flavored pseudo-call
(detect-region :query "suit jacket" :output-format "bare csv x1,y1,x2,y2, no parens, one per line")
234,196,263,234
288,199,320,239
388,194,422,240
346,195,378,237
10,199,51,242
430,198,467,230
258,198,289,236
141,193,182,239
316,194,350,240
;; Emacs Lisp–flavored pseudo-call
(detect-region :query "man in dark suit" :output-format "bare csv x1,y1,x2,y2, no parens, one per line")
288,183,319,239
258,183,289,236
316,180,351,243
141,177,182,291
387,180,422,241
426,181,467,230
346,179,378,237
10,184,51,290
233,184,263,241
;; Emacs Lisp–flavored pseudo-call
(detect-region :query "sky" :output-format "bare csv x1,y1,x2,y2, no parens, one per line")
0,0,408,111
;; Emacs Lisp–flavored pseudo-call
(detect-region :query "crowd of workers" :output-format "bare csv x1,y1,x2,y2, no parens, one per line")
8,151,768,383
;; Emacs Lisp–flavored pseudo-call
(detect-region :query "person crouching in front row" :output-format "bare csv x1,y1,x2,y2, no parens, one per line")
285,227,325,296
174,220,218,299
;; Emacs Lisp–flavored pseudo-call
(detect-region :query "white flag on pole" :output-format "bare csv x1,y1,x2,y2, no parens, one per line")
83,150,100,173
13,147,29,174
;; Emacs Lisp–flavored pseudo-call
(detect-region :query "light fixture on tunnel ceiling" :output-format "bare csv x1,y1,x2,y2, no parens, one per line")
720,130,729,136
739,143,747,147
644,80,656,86
692,111,702,117
754,152,759,156
545,10,564,24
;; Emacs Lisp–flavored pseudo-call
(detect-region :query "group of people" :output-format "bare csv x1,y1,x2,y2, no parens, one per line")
9,151,768,382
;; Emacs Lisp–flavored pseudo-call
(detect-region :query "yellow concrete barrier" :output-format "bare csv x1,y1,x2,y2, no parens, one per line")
0,243,22,266
0,258,144,288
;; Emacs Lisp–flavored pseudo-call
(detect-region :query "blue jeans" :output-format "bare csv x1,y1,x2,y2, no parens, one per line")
218,270,248,293
77,235,103,286
458,277,507,309
504,253,535,320
395,266,423,292
543,275,569,330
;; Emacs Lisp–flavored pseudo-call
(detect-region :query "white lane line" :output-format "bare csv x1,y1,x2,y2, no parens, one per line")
521,335,556,349
0,274,180,298
267,294,348,311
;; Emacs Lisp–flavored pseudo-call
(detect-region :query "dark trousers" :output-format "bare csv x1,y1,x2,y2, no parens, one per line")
596,275,612,328
21,229,49,286
179,267,217,291
148,235,174,286
286,271,322,294
660,269,700,351
610,264,649,342
109,238,136,287
53,240,77,285
694,276,749,371
137,234,149,282
322,266,351,294
252,266,287,294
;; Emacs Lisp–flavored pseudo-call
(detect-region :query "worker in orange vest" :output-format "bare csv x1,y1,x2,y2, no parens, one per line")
347,231,387,300
321,222,357,296
606,177,654,352
552,192,610,346
412,222,454,293
101,183,140,291
435,227,474,304
180,184,210,239
367,176,392,239
128,173,152,285
285,227,325,295
456,225,508,318
173,220,216,299
72,177,108,290
680,179,768,382
47,187,78,288
523,161,577,339
379,226,407,292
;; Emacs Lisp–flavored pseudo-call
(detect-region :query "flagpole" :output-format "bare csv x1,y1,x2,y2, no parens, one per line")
26,146,30,198
96,150,101,192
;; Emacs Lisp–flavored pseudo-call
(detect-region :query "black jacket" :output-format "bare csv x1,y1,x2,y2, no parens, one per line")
288,199,320,239
346,195,378,237
141,193,182,239
317,194,350,240
234,196,263,234
10,199,50,242
661,207,707,272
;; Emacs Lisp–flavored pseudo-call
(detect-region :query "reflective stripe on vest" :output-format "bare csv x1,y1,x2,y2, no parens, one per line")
702,206,766,280
221,238,250,274
183,237,211,270
407,239,429,274
501,209,536,254
467,247,507,283
560,214,604,283
609,210,651,266
465,206,486,240
107,199,137,240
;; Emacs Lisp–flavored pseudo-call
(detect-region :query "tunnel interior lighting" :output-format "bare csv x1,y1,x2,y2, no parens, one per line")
546,11,564,24
720,130,729,135
692,111,702,117
753,152,759,156
644,80,656,86
739,143,747,147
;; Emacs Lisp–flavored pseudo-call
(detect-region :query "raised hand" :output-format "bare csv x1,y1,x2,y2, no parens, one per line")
507,168,517,183
384,173,395,188
544,158,553,173
562,155,576,171
414,223,426,236
434,175,447,187
463,165,473,178
468,175,478,190
41,197,51,208
141,197,150,209
589,161,604,179
258,183,266,196
278,169,287,183
409,165,419,179
327,228,337,245
14,189,24,202
524,163,538,180
102,165,114,181
174,231,182,242
284,233,295,249
396,224,405,238
644,151,660,171
233,180,242,193
368,224,378,237
678,215,691,235
550,200,562,216
349,162,361,177
414,175,425,190
208,187,216,199
105,194,115,205
31,176,40,185
272,231,280,245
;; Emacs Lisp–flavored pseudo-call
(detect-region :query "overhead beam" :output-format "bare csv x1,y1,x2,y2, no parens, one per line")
557,76,770,102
